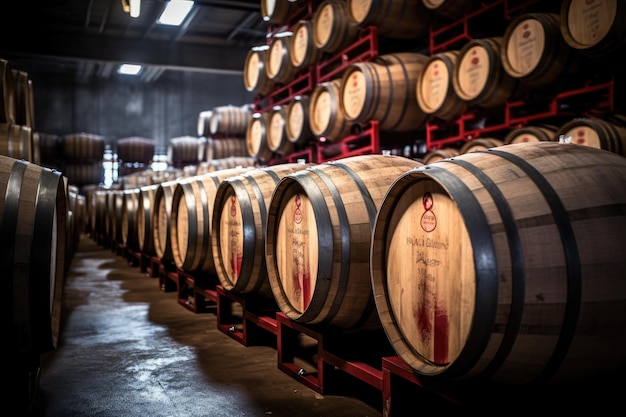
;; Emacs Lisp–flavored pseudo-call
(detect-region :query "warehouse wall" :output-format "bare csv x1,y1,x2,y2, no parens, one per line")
28,69,254,150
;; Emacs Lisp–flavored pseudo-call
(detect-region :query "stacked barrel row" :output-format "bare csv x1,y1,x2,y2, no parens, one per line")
244,0,626,163
1,58,35,163
91,141,626,387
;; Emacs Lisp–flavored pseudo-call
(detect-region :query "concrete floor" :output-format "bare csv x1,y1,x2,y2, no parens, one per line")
28,235,388,417
25,233,626,416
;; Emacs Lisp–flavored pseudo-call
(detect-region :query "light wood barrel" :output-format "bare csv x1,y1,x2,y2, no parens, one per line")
1,155,67,356
121,188,141,252
246,112,274,163
167,136,199,166
266,31,299,85
265,154,423,330
0,58,15,125
555,115,626,157
290,20,324,71
453,37,518,109
502,13,580,90
370,141,626,383
0,122,32,161
169,167,254,273
212,162,312,298
416,50,467,122
153,180,180,263
209,104,251,137
313,0,360,55
197,110,213,137
422,147,460,164
267,104,294,156
285,95,314,146
309,79,354,142
560,0,626,60
204,137,249,162
504,124,558,144
261,0,299,24
460,137,505,154
197,156,258,174
347,0,433,39
137,184,160,257
341,53,430,132
243,45,276,97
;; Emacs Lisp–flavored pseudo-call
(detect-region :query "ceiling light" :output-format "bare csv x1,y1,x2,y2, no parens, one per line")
118,64,143,75
121,0,141,18
158,0,194,26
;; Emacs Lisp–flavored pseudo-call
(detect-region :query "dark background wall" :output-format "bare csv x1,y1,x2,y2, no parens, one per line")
30,68,254,152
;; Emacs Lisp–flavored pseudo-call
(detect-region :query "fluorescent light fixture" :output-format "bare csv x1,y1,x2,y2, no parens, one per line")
158,0,194,26
130,0,141,18
118,64,142,75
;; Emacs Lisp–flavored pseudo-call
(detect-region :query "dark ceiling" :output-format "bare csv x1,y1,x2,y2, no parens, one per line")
0,0,269,82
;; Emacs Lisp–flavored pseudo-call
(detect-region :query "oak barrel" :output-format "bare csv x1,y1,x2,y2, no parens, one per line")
309,79,354,142
137,184,160,257
243,45,276,97
555,115,626,157
340,53,430,132
169,167,254,273
313,0,360,55
1,58,15,125
0,122,33,161
347,0,432,39
153,180,180,263
1,155,67,356
246,112,274,163
370,141,626,383
290,20,323,71
267,104,294,156
212,162,312,298
265,154,422,329
504,124,558,144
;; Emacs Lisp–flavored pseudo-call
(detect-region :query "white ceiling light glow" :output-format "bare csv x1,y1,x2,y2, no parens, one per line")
158,0,194,26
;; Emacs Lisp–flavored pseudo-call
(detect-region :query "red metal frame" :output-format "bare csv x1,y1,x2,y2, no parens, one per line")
216,285,278,347
253,66,317,113
316,26,379,83
317,121,381,163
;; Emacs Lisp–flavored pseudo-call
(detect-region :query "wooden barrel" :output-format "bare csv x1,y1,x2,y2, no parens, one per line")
309,79,354,142
416,50,467,122
340,53,430,132
153,180,180,263
422,147,460,164
555,115,626,157
137,184,160,257
460,137,505,154
0,58,15,125
63,132,105,161
267,104,294,156
121,188,141,252
12,69,35,129
421,0,473,21
243,45,276,97
370,141,626,383
265,154,423,330
560,0,626,60
116,136,155,164
197,110,213,137
63,163,102,186
211,162,312,298
347,0,432,39
0,122,33,161
290,20,324,71
167,136,199,166
246,112,274,163
111,189,125,245
266,31,299,85
501,13,580,90
204,137,249,162
209,104,251,136
34,132,63,168
453,37,519,109
197,156,258,174
285,95,314,146
1,155,67,356
93,189,108,236
169,167,254,273
261,0,298,24
504,124,558,144
313,0,361,55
